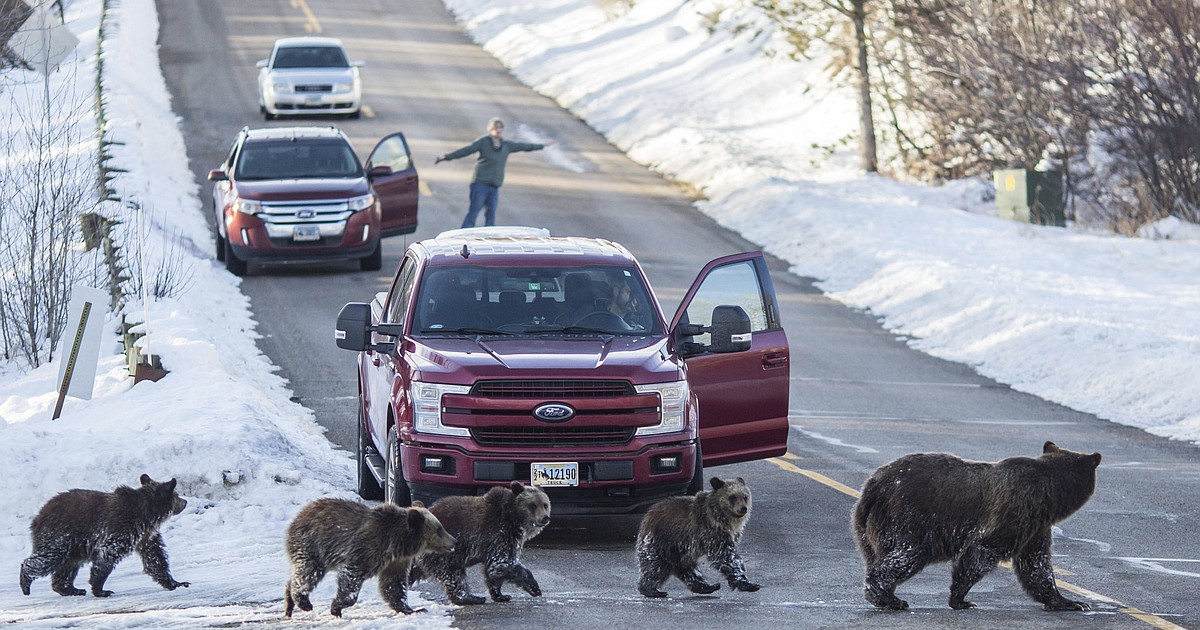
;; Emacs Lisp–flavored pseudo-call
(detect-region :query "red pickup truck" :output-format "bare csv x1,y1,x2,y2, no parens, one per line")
335,227,790,515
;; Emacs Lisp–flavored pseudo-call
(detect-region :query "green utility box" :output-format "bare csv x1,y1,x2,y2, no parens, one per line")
993,169,1065,227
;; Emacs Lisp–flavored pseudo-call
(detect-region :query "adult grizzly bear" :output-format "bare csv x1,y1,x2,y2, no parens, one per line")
19,474,189,598
635,477,760,598
853,441,1102,611
284,498,454,618
410,481,551,605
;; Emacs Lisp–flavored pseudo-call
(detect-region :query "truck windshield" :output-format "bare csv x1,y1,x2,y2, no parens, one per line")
414,265,661,336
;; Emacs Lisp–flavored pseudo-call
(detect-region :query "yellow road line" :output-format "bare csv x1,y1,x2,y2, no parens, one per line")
765,456,1186,629
290,0,322,33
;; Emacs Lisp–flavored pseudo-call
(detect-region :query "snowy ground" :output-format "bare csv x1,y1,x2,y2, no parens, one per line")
1,0,1197,627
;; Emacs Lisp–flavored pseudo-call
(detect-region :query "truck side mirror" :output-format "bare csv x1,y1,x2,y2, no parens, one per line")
335,303,372,351
707,305,752,353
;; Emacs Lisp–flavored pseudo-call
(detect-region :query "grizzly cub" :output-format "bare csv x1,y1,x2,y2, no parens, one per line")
410,481,551,605
636,477,760,598
19,474,189,598
284,498,454,618
853,441,1102,611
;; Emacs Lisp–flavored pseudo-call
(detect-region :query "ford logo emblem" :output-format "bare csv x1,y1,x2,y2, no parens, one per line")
533,403,575,423
296,209,316,219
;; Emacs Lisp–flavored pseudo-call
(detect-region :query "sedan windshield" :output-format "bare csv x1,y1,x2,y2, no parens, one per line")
272,46,348,69
413,264,662,336
235,140,363,180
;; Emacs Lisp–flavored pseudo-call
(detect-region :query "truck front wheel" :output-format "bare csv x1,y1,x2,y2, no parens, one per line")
384,431,412,506
686,443,704,495
356,407,383,500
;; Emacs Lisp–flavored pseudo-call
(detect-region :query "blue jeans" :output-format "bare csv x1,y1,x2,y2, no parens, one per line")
461,183,500,228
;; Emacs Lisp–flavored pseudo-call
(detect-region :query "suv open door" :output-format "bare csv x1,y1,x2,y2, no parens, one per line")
366,132,419,236
671,252,790,467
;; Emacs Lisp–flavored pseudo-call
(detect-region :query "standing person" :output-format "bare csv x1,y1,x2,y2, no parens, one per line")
434,118,554,228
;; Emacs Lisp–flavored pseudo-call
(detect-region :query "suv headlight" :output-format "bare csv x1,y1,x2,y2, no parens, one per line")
272,81,290,93
333,81,354,93
232,198,261,215
411,381,471,437
347,193,375,211
635,380,689,436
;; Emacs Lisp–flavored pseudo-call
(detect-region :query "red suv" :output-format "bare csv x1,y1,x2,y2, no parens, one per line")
207,126,418,275
335,227,790,514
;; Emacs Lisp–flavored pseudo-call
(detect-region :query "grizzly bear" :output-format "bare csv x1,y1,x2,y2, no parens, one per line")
853,441,1102,611
19,474,189,598
283,498,454,618
635,477,760,598
409,481,551,605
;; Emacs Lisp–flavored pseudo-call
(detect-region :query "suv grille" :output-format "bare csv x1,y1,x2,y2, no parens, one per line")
295,84,332,93
471,380,635,398
471,426,636,446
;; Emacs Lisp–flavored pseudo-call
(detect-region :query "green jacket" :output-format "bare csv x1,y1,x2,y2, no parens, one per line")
442,136,544,187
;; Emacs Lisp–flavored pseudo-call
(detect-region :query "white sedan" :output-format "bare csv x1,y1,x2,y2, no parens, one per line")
257,37,363,119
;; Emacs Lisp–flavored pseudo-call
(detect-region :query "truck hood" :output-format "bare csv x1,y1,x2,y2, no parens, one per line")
409,335,683,383
234,178,369,202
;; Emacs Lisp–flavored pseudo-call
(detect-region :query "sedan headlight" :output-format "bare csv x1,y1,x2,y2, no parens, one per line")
347,193,375,211
635,380,689,436
411,381,471,437
271,81,290,93
333,81,354,93
231,198,261,215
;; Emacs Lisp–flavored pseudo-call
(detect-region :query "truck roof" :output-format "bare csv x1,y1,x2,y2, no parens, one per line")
417,227,637,267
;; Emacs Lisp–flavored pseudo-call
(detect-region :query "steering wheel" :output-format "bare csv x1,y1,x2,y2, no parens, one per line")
572,310,634,331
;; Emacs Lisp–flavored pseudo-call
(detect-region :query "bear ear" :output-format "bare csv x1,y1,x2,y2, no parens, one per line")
709,477,724,490
1090,452,1102,467
140,473,152,485
165,478,177,493
1043,441,1059,454
410,500,425,508
510,480,526,495
407,507,426,528
736,477,745,484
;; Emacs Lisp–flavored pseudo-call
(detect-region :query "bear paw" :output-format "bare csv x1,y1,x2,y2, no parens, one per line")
54,586,86,597
639,587,668,598
689,582,720,595
1045,598,1090,611
492,593,512,603
451,593,487,606
949,598,976,610
91,589,114,598
731,579,761,592
164,579,190,590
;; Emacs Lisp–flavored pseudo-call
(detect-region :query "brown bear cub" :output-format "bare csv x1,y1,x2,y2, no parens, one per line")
283,498,454,618
636,477,760,598
19,474,190,598
853,441,1102,611
409,481,551,605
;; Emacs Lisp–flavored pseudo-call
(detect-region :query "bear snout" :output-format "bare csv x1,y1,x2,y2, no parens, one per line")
538,516,551,526
172,497,187,515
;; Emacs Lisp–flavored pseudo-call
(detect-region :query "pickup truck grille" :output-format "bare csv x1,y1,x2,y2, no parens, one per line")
471,426,636,446
471,380,635,398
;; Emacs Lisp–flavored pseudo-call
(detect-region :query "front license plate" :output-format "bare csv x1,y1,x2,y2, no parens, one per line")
531,462,578,487
292,225,320,241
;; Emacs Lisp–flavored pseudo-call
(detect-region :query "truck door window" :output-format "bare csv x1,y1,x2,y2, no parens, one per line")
683,260,767,345
386,257,417,325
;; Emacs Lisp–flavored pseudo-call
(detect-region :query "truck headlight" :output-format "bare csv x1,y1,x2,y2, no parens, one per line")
347,193,375,211
411,381,470,437
634,380,688,436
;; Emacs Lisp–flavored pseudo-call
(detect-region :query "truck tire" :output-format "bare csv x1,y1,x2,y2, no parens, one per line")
384,430,411,506
360,240,383,271
356,407,383,500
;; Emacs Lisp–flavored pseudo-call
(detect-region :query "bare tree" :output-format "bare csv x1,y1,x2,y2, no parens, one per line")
757,0,879,172
0,65,96,366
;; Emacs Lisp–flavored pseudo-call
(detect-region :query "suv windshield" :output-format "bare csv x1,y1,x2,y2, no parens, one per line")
235,139,363,180
272,46,348,69
413,264,661,336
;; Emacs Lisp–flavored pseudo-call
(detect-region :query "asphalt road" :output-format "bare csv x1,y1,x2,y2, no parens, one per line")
157,1,1200,628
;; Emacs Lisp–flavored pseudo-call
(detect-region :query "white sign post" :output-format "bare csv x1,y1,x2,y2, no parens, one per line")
53,286,108,420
